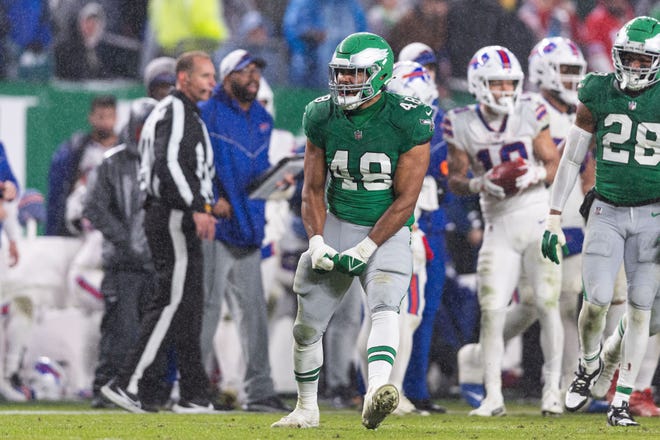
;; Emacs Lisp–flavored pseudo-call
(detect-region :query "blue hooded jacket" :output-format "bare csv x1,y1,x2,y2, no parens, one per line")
199,86,273,248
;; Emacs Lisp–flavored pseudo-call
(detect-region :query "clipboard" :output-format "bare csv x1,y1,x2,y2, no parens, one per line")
248,154,305,199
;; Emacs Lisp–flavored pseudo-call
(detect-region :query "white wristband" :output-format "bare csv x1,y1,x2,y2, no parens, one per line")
468,177,482,194
309,234,324,250
546,213,562,231
536,165,547,183
357,236,378,260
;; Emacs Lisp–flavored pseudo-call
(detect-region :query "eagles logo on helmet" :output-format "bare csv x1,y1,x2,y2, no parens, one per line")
328,32,394,110
612,16,660,91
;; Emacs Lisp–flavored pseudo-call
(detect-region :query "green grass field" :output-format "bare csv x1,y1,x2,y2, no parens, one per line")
1,399,659,440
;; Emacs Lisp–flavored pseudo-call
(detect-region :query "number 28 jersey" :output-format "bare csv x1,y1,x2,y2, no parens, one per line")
303,92,434,227
579,73,660,205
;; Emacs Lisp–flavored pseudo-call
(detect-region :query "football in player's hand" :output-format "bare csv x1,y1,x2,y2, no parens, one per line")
488,157,527,196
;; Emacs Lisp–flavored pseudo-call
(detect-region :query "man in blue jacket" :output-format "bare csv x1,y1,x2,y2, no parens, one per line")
199,49,290,413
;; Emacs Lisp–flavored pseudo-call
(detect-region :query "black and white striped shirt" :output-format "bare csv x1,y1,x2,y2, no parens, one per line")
139,90,215,212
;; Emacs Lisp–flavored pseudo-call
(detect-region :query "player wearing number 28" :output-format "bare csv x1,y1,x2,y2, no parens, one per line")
444,45,562,417
542,16,660,427
271,32,432,430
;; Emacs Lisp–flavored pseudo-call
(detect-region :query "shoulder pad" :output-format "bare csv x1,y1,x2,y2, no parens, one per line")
578,72,612,104
386,92,434,126
304,94,334,123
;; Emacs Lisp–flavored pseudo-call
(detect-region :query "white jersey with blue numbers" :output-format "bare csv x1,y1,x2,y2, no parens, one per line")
444,92,550,221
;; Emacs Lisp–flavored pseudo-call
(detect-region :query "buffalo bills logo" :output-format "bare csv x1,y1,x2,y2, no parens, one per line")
470,53,490,70
542,42,558,54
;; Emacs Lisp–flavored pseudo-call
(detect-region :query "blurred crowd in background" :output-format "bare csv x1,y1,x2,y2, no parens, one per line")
0,0,658,90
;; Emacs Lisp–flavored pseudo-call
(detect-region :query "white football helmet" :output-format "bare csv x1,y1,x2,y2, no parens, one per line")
467,45,523,114
398,42,437,67
28,357,67,401
612,16,660,91
387,61,439,114
257,77,275,117
528,37,586,105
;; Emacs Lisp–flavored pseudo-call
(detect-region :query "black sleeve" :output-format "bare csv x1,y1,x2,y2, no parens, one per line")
83,162,129,247
151,105,200,211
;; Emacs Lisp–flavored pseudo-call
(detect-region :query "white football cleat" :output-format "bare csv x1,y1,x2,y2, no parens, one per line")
541,386,563,416
271,407,320,429
565,359,603,412
362,384,399,429
468,397,506,417
607,401,639,427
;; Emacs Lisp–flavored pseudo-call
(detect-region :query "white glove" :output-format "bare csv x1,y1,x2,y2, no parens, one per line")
541,214,567,264
309,235,338,273
516,161,547,191
468,173,506,200
336,236,378,276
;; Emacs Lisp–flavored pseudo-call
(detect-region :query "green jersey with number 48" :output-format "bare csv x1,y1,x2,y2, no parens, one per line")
303,91,434,226
579,72,660,205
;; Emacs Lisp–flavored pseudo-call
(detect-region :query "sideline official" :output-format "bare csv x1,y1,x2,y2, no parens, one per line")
102,50,218,414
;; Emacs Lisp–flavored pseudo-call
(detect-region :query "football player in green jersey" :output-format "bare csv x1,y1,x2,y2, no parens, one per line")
271,32,432,430
541,16,660,426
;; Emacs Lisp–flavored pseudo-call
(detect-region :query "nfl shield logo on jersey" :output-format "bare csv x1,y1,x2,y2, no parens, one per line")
628,101,637,111
354,130,363,140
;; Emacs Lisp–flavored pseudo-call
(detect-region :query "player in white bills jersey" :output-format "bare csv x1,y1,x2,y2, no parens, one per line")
457,37,592,414
445,45,562,417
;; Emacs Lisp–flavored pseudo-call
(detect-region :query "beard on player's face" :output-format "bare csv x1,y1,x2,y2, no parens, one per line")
93,127,115,141
230,79,259,105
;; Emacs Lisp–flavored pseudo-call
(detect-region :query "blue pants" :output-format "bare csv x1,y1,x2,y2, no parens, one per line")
403,232,446,400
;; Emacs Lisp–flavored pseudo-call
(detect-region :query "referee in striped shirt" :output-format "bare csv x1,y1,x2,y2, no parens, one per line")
102,50,218,414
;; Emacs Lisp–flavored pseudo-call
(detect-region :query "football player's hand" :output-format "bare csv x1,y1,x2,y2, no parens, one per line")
336,236,378,276
309,235,338,273
515,161,547,191
541,214,568,264
469,173,506,200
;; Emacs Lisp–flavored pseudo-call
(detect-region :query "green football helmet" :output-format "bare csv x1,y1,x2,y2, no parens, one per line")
328,32,394,110
612,16,660,91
